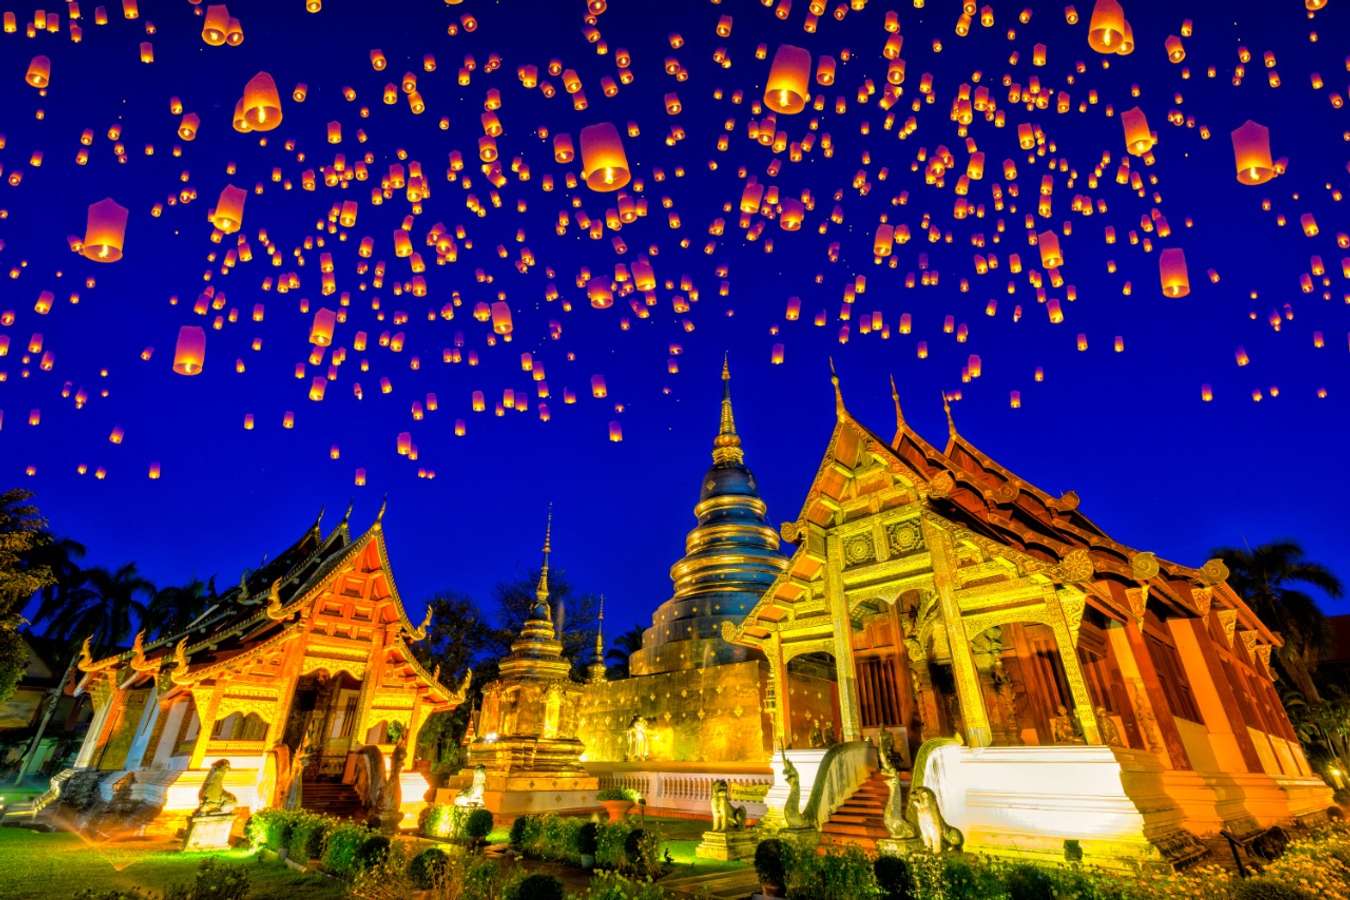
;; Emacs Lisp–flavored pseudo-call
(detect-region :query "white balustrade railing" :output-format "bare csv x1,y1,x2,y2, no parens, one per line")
592,768,773,820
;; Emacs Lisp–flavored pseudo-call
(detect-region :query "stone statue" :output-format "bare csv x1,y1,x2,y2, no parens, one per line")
377,742,405,828
911,786,962,853
454,764,487,808
194,760,237,816
709,779,746,832
1096,707,1123,747
779,747,805,829
882,769,914,840
1050,704,1083,744
624,715,651,762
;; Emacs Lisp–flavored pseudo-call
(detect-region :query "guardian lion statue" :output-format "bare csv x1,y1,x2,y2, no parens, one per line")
710,779,746,832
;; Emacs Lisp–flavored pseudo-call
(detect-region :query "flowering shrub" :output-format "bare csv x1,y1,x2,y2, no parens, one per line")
574,871,671,900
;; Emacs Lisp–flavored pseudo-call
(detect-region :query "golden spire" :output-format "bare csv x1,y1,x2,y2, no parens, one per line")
942,391,958,440
588,595,607,683
712,354,744,465
534,504,553,617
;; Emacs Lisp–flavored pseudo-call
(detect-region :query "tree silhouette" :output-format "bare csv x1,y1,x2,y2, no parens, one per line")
605,625,646,679
1213,540,1343,703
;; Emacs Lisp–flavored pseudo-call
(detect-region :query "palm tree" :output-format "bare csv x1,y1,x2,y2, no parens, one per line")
1213,540,1344,703
142,578,216,639
28,537,89,639
39,563,154,653
605,625,646,679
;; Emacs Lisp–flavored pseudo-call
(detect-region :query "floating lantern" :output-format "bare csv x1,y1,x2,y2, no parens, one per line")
310,308,336,345
1037,231,1063,269
172,325,206,375
764,44,810,114
210,185,246,234
1120,107,1154,155
239,71,282,132
1087,0,1127,54
202,4,229,45
579,123,631,191
82,198,129,262
25,55,51,88
1231,121,1278,185
1158,248,1189,297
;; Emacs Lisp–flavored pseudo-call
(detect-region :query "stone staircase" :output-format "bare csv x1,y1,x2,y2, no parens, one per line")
817,770,899,853
300,778,366,821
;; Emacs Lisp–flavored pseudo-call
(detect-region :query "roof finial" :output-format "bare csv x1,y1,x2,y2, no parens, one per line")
890,374,905,432
712,354,744,465
374,494,388,528
829,357,846,418
534,504,553,617
341,498,354,523
313,505,326,534
942,391,957,440
588,594,607,683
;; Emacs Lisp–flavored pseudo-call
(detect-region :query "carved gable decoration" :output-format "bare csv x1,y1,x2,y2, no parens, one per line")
1049,549,1094,584
887,519,925,557
843,532,876,567
1214,609,1238,648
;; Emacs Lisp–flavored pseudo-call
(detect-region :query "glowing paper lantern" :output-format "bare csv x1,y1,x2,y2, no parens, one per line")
239,71,282,132
309,308,336,345
579,123,631,191
764,44,810,114
172,325,206,375
210,185,246,234
1158,248,1190,297
202,4,229,45
25,55,51,88
82,198,129,262
1037,231,1063,269
1087,0,1127,54
1120,107,1154,156
1230,121,1278,185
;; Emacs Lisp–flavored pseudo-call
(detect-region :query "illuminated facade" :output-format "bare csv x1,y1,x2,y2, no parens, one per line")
63,508,467,833
725,373,1332,865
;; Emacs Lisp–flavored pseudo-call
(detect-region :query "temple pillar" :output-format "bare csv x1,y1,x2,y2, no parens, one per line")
1047,592,1101,744
349,626,390,751
189,684,224,770
1170,618,1261,773
124,684,163,770
926,528,992,746
74,676,119,768
767,629,791,748
1114,619,1191,770
266,634,309,748
825,532,863,742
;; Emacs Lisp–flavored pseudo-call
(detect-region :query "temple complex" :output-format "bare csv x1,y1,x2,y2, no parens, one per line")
722,371,1331,865
460,512,598,815
51,506,468,835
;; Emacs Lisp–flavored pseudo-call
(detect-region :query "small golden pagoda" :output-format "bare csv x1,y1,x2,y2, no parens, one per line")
462,511,598,815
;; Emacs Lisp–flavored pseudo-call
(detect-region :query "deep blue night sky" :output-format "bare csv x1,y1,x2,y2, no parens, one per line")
1,0,1347,638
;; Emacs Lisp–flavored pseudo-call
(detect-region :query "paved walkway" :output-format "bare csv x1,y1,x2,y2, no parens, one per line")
660,867,760,898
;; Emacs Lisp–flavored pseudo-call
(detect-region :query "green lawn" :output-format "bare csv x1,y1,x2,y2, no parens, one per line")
0,828,344,899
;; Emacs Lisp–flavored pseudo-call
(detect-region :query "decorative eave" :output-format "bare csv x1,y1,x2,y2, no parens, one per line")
387,634,471,709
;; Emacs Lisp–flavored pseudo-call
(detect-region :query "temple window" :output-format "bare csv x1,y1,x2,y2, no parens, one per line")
172,702,200,756
1144,632,1203,723
211,711,268,742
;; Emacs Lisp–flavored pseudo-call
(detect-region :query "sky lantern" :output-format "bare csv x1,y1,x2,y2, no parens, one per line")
210,185,246,234
178,113,201,141
82,198,129,262
1087,0,1127,54
1037,231,1063,269
579,122,631,192
1158,248,1190,297
240,71,282,132
764,44,810,114
309,308,336,345
202,4,229,45
490,300,513,334
172,325,206,375
1231,121,1280,185
25,55,51,88
1120,107,1154,155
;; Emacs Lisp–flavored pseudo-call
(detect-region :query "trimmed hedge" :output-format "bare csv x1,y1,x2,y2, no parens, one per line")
509,813,662,876
322,822,374,879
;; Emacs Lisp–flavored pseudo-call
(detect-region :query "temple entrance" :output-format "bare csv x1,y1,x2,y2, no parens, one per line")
785,652,841,748
281,671,364,780
980,622,1081,746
